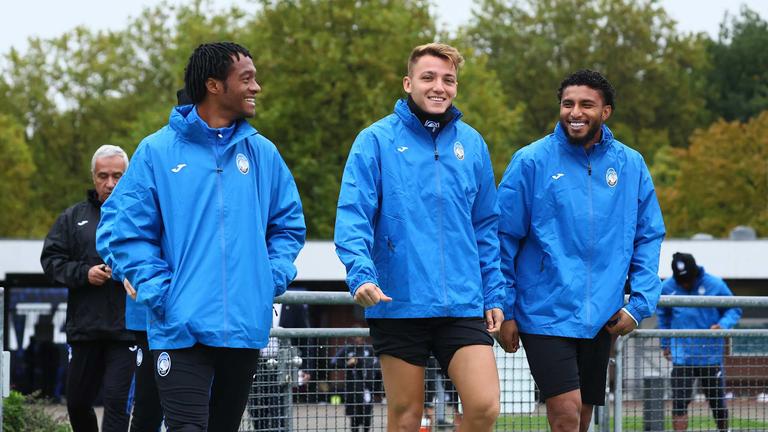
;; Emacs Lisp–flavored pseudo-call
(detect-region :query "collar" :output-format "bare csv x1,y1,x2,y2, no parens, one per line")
394,98,462,137
187,106,237,142
169,105,257,147
406,95,455,136
553,122,614,156
87,189,102,207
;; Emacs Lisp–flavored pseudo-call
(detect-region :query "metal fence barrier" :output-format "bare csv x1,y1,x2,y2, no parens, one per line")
238,293,768,432
4,288,768,431
615,329,768,432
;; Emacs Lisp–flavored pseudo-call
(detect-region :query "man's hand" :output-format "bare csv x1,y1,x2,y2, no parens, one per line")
88,264,112,286
499,319,520,353
123,278,137,300
485,308,504,333
346,357,358,367
353,282,392,307
605,309,638,336
710,324,722,330
662,348,672,361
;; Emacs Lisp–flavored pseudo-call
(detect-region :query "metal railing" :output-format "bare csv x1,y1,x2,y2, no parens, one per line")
4,289,768,431
239,293,768,432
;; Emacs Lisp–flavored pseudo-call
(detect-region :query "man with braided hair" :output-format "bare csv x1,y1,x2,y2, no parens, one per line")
97,42,306,431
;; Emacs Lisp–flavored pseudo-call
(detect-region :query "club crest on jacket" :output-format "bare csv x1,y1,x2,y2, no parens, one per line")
236,153,250,175
454,142,464,160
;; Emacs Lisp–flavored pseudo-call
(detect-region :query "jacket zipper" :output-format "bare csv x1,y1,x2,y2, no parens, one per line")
214,132,228,342
434,137,447,305
585,148,593,327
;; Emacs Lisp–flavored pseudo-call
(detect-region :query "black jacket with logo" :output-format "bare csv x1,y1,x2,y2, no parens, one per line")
40,190,133,342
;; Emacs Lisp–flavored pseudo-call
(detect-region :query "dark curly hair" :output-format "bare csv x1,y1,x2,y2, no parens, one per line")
557,69,615,108
184,42,252,104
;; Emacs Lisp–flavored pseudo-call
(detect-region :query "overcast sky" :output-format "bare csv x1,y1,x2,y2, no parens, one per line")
2,0,767,54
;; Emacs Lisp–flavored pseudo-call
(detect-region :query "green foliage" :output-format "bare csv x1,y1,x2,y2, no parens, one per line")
3,391,71,432
467,0,711,159
661,111,768,237
450,44,527,181
0,115,38,237
706,6,768,121
239,0,436,237
0,0,766,239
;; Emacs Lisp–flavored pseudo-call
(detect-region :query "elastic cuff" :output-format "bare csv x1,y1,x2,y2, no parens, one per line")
484,302,503,312
622,307,639,326
351,279,378,296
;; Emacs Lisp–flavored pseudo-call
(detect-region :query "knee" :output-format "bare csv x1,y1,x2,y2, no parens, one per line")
388,402,423,430
464,397,500,423
549,399,581,430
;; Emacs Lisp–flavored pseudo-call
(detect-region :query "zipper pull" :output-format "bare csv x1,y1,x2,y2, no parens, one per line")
588,163,592,176
434,149,439,160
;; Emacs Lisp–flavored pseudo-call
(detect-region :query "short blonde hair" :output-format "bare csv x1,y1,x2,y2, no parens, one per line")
407,43,464,76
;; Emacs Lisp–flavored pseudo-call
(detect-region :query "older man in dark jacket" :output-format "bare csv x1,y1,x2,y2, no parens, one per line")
41,144,135,432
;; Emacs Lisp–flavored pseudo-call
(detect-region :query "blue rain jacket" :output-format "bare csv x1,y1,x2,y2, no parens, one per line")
97,105,306,349
334,99,505,318
498,123,665,338
657,267,742,366
97,201,149,332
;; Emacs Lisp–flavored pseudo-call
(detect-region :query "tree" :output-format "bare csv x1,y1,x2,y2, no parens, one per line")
0,115,37,237
660,111,768,237
240,0,437,238
449,43,527,179
706,6,768,122
467,0,710,159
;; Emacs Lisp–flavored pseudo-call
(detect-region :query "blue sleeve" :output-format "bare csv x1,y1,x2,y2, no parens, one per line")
496,151,533,320
265,148,307,297
624,160,666,323
334,131,381,295
101,144,172,320
96,197,125,283
473,140,505,312
716,278,742,329
656,279,673,349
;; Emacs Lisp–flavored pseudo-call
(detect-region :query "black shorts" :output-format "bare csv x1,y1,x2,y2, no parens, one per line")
367,317,493,375
520,329,612,405
671,365,727,419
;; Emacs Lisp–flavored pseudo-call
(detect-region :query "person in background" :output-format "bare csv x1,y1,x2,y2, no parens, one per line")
658,252,742,432
41,144,136,432
330,332,379,432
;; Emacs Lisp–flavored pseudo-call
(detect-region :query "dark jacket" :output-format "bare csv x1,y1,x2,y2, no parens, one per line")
330,343,379,415
41,190,133,342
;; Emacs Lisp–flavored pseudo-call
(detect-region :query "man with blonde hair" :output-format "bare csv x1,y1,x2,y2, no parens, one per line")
41,144,135,432
335,42,505,431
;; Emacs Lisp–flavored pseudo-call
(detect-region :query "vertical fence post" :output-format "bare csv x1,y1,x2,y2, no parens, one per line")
0,287,4,430
614,335,624,432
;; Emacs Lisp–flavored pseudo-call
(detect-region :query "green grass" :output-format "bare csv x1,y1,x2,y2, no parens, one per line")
495,415,768,431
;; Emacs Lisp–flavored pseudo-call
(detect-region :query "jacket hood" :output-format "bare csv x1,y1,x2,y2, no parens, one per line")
169,104,258,149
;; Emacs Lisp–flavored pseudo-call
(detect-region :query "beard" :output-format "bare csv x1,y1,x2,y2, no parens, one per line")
560,119,601,147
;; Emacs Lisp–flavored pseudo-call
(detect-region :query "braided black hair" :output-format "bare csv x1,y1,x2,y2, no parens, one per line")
557,69,615,108
184,42,252,104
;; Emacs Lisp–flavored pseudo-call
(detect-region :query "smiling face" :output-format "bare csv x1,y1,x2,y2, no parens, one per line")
216,54,261,121
403,54,457,115
558,85,612,148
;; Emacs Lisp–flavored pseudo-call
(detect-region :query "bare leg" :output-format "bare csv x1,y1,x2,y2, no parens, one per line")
545,389,581,432
379,355,426,432
446,345,500,432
